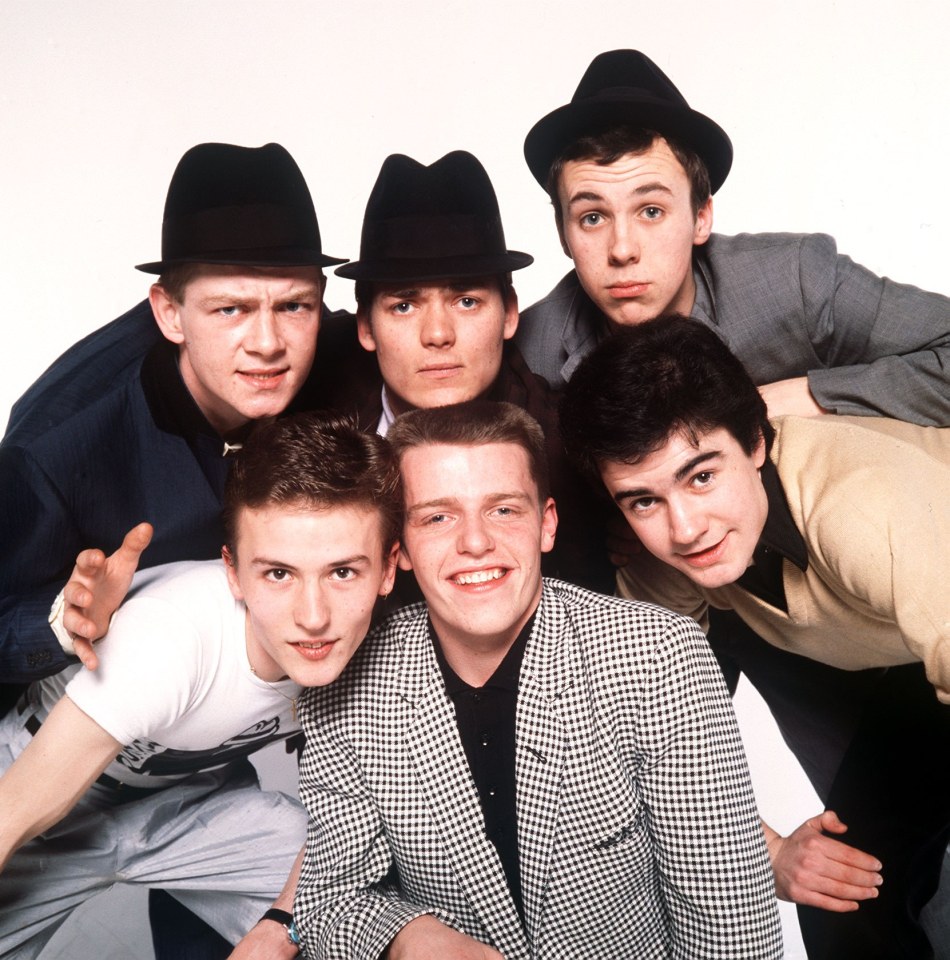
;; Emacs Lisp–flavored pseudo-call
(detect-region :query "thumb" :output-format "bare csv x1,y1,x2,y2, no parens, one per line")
119,522,153,562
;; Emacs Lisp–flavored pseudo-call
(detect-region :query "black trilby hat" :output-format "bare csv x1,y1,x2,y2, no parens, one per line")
135,142,346,273
335,150,533,283
524,50,733,194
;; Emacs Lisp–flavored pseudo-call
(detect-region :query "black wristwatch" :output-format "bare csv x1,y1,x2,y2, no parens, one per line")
260,908,301,949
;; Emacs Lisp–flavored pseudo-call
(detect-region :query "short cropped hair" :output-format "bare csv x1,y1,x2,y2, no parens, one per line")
547,124,712,227
353,274,516,313
223,412,402,556
388,400,550,504
559,315,772,486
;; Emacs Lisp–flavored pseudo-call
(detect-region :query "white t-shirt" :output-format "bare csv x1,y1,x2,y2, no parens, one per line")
31,561,302,787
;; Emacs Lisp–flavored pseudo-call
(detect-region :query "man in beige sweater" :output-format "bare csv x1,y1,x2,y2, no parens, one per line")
560,314,950,959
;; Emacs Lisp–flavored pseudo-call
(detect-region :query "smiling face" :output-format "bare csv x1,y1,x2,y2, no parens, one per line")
150,264,325,436
356,278,519,416
224,501,397,686
556,138,712,330
600,427,768,590
398,441,557,663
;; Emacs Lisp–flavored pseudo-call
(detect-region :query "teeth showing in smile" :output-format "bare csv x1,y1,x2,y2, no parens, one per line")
298,641,328,650
454,568,505,586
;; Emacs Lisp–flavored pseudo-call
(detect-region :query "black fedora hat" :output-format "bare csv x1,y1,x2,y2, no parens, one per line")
335,151,533,283
524,50,733,194
135,142,346,273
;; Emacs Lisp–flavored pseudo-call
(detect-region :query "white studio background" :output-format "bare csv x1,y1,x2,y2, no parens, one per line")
2,2,947,957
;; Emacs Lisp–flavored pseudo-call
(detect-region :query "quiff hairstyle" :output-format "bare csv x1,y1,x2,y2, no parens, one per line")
547,123,712,230
559,315,772,488
223,412,402,556
387,400,551,505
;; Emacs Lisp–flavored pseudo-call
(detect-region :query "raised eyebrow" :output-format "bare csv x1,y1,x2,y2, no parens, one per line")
631,181,675,199
612,451,722,505
566,190,606,209
674,450,721,483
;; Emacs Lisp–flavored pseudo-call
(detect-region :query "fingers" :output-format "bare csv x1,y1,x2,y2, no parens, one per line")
72,548,106,581
63,605,98,641
73,636,100,671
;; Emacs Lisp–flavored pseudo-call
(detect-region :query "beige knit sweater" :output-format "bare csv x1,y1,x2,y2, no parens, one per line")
617,416,950,701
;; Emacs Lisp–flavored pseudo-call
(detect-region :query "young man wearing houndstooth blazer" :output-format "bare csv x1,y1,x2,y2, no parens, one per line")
293,400,782,959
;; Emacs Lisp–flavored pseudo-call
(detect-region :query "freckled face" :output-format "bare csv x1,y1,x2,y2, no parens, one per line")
151,265,325,435
356,278,518,416
398,442,557,656
224,503,397,686
599,427,768,590
557,139,712,330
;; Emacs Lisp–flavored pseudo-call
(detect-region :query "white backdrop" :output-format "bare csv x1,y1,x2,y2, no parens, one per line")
3,1,948,957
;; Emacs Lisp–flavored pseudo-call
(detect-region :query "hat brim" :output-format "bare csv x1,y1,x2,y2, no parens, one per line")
335,250,533,283
524,95,733,194
135,249,348,274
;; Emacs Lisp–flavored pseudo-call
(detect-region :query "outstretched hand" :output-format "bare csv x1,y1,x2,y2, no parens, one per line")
766,810,883,912
63,522,153,669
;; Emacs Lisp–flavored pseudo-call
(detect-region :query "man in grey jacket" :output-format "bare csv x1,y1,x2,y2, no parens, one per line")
516,50,950,427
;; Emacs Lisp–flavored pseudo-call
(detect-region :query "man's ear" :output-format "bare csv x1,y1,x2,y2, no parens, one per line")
692,196,714,248
222,545,244,601
540,498,558,554
149,283,185,345
752,430,767,470
380,541,400,596
502,286,519,341
356,308,378,353
397,544,414,572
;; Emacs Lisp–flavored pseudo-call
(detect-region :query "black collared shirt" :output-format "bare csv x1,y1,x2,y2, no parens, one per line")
140,341,252,496
736,458,809,610
431,613,536,926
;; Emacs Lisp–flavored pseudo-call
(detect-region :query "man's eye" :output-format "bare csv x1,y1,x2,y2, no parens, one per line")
458,296,479,309
330,567,356,581
425,513,449,525
630,498,657,514
265,568,291,582
218,305,241,317
282,301,309,314
642,206,663,220
580,212,603,227
692,471,714,487
391,302,413,315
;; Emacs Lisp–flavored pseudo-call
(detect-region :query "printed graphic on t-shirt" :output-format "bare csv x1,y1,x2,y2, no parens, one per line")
113,716,294,777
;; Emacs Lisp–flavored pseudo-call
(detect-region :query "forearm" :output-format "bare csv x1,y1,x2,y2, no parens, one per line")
802,239,950,426
0,695,120,870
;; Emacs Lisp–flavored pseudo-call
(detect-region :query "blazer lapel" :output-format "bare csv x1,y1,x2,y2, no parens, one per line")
514,587,571,941
396,617,529,956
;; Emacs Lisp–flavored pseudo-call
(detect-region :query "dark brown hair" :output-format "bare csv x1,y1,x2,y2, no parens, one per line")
223,412,402,556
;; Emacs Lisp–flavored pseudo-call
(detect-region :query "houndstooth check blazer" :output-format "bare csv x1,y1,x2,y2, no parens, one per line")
295,580,783,959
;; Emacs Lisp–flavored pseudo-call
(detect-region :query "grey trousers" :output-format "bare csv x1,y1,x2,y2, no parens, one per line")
0,716,306,960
